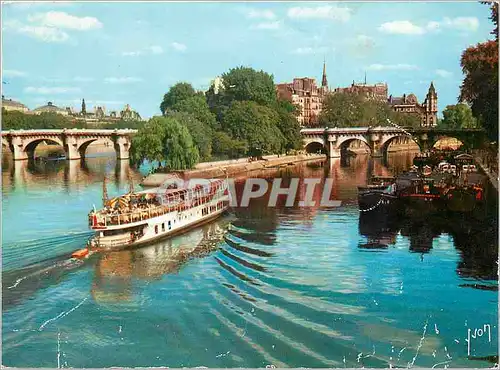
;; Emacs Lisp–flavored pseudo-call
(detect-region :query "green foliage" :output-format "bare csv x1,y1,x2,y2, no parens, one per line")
2,110,74,130
219,66,277,107
319,93,365,127
160,82,202,115
130,116,199,170
221,101,285,155
439,103,479,129
211,131,248,159
170,95,218,129
1,109,143,130
165,111,213,161
319,92,421,128
274,102,302,152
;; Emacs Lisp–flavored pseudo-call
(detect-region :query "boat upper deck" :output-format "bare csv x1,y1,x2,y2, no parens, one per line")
89,179,227,229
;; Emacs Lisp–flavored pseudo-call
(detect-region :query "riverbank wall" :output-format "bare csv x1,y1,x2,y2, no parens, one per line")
140,154,326,187
474,156,499,191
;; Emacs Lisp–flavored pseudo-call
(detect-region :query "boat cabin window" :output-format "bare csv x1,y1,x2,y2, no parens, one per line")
162,223,165,232
168,220,171,230
155,225,159,234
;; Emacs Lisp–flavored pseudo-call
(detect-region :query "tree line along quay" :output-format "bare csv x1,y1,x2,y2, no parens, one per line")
2,3,497,172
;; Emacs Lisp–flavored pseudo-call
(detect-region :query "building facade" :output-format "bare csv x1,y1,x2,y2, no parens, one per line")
388,82,438,127
333,79,388,102
2,96,30,113
67,99,142,123
276,61,329,126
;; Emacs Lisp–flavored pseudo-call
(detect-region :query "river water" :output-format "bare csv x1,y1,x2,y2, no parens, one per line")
2,151,498,368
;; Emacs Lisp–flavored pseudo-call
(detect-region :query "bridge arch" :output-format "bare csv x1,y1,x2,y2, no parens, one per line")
24,138,65,157
77,138,100,158
304,140,326,154
380,134,421,157
336,136,371,154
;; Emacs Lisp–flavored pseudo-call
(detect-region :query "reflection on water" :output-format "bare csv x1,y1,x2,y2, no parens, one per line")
1,152,498,368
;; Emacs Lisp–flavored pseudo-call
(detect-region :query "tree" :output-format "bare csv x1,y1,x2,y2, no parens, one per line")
2,109,28,130
165,111,213,161
170,95,218,129
160,82,202,115
221,101,285,155
130,116,199,170
274,101,302,152
459,2,498,142
219,66,277,107
319,92,368,127
320,91,424,128
439,103,479,129
211,131,248,159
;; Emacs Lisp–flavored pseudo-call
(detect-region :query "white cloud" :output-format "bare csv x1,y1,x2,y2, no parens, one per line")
24,86,81,94
3,69,27,78
246,8,276,20
380,17,479,36
426,21,441,31
292,46,330,55
355,34,375,48
171,42,187,52
149,45,164,54
435,69,452,78
4,11,101,43
287,5,351,22
378,20,425,35
253,21,281,30
27,11,102,30
4,19,69,42
366,63,419,71
104,77,143,84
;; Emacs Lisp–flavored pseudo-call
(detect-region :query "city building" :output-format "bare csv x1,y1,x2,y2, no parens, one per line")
333,76,388,102
1,96,30,113
33,101,69,116
388,82,438,127
67,99,142,123
276,61,329,126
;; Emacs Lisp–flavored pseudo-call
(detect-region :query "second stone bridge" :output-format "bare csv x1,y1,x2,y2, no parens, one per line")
301,126,487,158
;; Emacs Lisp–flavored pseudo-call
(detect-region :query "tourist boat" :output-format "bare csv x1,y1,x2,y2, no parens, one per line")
87,178,230,250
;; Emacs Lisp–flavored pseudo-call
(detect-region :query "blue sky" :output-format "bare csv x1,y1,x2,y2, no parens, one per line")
1,1,494,119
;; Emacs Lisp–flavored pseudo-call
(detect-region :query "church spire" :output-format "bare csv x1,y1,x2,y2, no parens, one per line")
81,98,86,115
321,58,328,89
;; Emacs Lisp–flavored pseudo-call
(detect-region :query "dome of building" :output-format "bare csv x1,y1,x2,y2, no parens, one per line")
33,101,68,115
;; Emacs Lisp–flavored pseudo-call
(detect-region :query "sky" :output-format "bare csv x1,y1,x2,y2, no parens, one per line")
1,1,495,119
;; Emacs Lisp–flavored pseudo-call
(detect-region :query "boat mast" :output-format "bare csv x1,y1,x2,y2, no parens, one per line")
102,175,108,206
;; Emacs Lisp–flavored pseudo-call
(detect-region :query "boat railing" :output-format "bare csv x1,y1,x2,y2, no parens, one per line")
93,185,227,227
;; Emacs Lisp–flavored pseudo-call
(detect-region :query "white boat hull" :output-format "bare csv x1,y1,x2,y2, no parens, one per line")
91,195,230,250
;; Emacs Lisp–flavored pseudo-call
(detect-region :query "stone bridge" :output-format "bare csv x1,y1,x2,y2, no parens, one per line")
1,129,137,160
301,126,487,158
